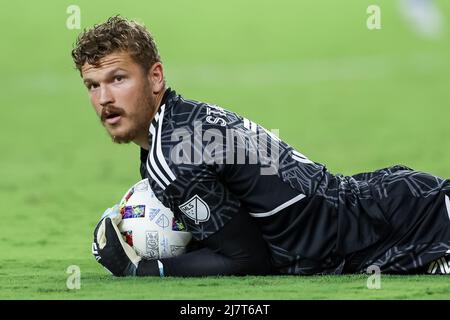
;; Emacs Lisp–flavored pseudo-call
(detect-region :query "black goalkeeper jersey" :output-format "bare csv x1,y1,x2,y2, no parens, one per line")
138,88,401,275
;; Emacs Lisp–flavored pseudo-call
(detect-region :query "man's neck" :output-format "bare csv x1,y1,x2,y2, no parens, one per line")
133,132,150,151
133,87,169,150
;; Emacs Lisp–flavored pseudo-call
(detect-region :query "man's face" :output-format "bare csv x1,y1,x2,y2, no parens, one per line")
81,51,156,144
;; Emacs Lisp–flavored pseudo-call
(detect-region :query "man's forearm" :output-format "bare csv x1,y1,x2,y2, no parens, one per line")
136,210,273,277
136,248,243,277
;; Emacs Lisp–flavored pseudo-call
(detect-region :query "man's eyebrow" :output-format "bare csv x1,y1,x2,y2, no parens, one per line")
83,68,128,84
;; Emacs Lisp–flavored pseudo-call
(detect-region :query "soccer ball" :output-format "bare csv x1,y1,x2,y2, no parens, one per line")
117,178,192,260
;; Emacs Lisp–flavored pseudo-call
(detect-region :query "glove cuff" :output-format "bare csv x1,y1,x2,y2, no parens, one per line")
136,259,160,276
123,261,138,276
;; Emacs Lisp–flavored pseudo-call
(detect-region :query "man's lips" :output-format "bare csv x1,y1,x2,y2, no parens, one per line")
105,115,122,125
101,107,124,125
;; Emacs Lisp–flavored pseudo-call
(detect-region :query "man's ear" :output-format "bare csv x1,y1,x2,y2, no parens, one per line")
147,62,165,94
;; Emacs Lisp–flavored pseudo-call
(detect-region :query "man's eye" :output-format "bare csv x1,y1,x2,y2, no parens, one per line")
88,84,99,90
114,75,125,82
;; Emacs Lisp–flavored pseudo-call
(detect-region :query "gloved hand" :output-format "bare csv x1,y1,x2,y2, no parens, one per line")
92,205,142,276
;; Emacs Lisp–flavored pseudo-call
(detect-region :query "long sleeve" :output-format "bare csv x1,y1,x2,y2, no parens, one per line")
136,206,273,277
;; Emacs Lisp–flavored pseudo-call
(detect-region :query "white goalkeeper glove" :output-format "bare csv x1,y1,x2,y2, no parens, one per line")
92,205,142,276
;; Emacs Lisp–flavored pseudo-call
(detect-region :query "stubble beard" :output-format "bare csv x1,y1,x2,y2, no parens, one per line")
110,90,155,145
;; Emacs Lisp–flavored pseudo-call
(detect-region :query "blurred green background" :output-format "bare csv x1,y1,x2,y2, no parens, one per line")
1,0,449,299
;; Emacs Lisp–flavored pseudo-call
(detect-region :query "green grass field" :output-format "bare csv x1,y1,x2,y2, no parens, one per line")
1,0,450,299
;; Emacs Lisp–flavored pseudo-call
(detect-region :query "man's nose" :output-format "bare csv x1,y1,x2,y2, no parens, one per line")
99,84,114,107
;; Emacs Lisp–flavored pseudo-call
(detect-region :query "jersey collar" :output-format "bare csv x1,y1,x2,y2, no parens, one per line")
146,87,177,151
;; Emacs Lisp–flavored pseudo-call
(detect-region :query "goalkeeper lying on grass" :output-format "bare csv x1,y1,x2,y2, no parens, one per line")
72,16,450,277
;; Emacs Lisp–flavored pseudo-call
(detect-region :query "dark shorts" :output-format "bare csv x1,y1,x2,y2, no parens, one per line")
340,165,450,274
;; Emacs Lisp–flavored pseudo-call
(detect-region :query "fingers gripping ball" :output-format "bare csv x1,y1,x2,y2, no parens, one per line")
92,214,142,277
